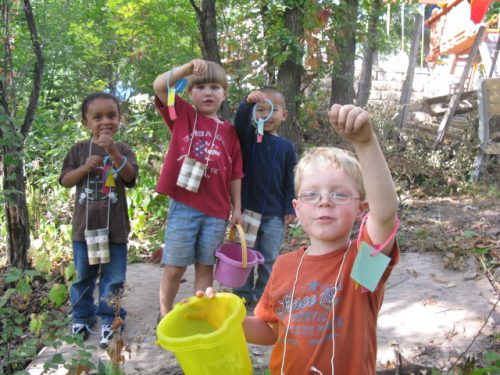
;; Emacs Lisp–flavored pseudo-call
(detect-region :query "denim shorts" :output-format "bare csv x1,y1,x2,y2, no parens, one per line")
162,200,227,266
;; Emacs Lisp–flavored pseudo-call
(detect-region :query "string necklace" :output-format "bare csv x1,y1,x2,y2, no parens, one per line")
280,240,352,375
85,140,110,232
181,110,220,172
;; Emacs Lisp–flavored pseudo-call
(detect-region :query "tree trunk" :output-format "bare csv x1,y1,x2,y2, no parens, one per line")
190,0,221,63
356,0,382,107
3,147,31,269
189,0,231,119
330,0,359,106
260,3,277,85
0,0,44,269
277,4,304,153
396,13,423,136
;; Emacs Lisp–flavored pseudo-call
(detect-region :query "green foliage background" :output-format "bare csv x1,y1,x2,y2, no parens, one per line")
2,0,498,267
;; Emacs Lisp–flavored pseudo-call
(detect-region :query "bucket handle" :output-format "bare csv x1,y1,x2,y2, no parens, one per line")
255,251,265,264
229,224,248,268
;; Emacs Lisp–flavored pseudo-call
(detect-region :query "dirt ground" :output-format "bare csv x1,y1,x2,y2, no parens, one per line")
27,195,499,374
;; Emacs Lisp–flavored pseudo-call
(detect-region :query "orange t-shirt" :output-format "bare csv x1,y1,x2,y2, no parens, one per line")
254,228,399,375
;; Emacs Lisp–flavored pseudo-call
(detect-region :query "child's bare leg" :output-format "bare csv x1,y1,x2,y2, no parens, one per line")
194,264,214,293
159,265,186,315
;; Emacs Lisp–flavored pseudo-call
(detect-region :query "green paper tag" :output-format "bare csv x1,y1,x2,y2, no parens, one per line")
350,242,391,292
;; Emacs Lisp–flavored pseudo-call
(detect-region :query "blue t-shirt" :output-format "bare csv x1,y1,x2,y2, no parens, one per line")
235,100,297,218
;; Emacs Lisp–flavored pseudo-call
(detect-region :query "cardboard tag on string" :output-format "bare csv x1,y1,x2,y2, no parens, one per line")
351,241,391,292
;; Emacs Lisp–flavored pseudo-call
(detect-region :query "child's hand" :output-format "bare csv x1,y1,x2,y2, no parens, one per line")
230,207,243,226
195,287,216,299
85,155,103,172
95,134,117,154
246,91,266,104
180,287,216,305
328,104,374,144
190,59,207,76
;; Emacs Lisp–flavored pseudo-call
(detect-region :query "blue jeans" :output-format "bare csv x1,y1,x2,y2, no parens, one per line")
233,216,285,302
71,241,127,325
162,200,227,266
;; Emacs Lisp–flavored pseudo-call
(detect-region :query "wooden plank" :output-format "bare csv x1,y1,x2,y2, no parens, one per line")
424,0,464,28
484,78,500,93
485,78,500,115
485,143,500,154
434,26,487,149
487,102,500,116
405,121,463,143
472,77,499,181
425,90,476,105
429,103,474,116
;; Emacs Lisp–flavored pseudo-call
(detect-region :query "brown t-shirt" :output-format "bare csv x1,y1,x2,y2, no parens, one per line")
59,140,138,243
255,227,400,375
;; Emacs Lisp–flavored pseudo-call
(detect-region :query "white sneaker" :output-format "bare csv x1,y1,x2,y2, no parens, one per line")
72,322,95,340
99,324,115,349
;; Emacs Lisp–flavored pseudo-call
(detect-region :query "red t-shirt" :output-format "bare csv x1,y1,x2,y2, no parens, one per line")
255,227,400,375
155,96,244,220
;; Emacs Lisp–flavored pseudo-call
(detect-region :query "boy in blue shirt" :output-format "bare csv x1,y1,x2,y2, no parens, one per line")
234,87,297,306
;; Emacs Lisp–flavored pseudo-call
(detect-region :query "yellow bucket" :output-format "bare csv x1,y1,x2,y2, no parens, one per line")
156,292,252,374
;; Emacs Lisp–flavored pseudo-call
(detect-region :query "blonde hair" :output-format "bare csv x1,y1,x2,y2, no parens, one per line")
187,61,228,90
294,147,366,200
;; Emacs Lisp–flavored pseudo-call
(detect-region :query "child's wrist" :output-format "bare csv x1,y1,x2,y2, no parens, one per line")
113,156,128,173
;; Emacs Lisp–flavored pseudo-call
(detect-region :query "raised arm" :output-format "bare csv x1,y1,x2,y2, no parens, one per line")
152,59,207,106
234,91,266,138
328,104,398,254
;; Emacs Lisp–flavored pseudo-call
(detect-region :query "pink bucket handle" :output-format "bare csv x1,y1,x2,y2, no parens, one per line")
229,224,248,268
254,251,265,264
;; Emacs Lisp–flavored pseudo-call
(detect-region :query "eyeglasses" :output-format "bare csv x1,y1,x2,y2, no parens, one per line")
296,191,361,205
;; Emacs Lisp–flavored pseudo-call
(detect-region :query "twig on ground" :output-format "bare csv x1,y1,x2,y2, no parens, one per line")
449,293,500,371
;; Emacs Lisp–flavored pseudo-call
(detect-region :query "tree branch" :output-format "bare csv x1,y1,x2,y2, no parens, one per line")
1,1,13,127
189,0,201,15
21,0,44,138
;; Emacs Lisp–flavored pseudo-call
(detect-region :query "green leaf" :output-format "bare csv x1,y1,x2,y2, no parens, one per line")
483,350,500,363
64,263,76,283
98,360,107,373
48,284,68,307
4,153,21,166
472,368,496,375
5,268,23,283
17,279,33,297
473,247,488,255
24,269,40,280
463,229,477,238
50,353,65,365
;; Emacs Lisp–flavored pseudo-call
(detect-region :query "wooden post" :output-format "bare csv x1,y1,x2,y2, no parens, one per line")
433,25,486,149
396,13,423,134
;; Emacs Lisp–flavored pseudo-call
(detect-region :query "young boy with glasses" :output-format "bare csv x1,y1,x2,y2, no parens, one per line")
199,103,399,374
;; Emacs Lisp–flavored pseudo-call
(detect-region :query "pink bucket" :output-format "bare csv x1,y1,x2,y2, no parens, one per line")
214,224,264,288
